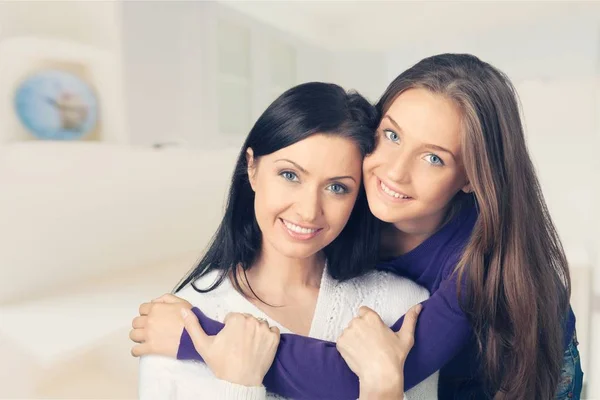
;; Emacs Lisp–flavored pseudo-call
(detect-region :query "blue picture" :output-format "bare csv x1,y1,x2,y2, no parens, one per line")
14,70,99,140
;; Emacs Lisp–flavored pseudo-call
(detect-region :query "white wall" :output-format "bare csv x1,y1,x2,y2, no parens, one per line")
120,1,359,150
385,13,599,80
518,78,598,258
0,1,120,52
121,1,210,148
329,52,387,103
296,46,332,84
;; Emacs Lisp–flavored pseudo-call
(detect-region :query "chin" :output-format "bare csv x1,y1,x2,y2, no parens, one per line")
377,209,423,229
275,244,322,260
367,200,402,223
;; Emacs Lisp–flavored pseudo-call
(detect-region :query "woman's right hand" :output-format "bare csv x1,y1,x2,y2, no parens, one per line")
181,309,280,387
337,304,422,399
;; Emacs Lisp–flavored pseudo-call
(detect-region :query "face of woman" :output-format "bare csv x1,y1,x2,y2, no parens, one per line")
247,134,363,261
363,88,471,234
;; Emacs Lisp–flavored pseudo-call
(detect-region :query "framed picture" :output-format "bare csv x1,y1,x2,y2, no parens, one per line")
0,37,126,144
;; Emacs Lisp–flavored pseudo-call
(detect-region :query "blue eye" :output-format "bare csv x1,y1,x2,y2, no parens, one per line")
328,183,348,194
280,171,299,181
424,154,444,166
384,129,400,143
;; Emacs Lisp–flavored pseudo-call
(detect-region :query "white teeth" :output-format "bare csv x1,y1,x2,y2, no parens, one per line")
283,220,317,234
380,181,410,199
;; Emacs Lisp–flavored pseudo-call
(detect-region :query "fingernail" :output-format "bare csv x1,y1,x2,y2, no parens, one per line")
180,309,189,318
415,304,423,315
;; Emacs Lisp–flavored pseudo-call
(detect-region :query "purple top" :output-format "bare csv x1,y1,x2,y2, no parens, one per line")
177,198,576,399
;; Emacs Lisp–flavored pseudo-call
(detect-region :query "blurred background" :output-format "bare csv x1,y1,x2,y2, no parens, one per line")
0,0,598,398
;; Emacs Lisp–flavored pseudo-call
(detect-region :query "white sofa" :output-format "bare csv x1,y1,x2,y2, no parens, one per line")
0,142,239,398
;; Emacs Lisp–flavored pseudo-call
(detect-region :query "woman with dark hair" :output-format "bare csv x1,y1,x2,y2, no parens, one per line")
133,82,437,399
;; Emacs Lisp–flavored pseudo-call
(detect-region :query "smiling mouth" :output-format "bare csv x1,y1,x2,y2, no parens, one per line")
280,218,323,240
379,179,412,200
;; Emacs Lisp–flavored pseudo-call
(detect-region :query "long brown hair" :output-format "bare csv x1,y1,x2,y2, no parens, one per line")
378,54,571,399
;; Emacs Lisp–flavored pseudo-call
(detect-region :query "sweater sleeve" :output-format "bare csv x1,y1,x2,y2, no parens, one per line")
139,353,267,400
178,274,472,399
188,378,267,400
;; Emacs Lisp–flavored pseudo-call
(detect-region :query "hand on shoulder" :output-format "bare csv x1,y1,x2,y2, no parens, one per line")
337,304,422,399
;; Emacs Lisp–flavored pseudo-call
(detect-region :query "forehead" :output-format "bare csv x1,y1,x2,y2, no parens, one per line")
386,88,463,153
264,134,362,176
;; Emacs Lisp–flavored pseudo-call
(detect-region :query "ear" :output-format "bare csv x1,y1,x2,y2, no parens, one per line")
461,181,473,194
246,148,257,191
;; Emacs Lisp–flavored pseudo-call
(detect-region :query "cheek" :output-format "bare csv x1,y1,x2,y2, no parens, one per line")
364,134,391,166
253,183,289,227
414,169,462,203
363,145,388,174
323,195,358,234
362,154,375,175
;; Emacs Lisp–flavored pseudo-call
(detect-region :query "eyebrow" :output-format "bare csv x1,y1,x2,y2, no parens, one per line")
383,115,456,159
275,159,357,183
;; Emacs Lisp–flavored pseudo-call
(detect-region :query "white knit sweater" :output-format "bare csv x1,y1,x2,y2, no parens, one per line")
139,269,438,399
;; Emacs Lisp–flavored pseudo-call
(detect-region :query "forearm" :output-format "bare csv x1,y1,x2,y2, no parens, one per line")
179,308,358,398
178,303,459,398
264,333,360,399
177,307,221,361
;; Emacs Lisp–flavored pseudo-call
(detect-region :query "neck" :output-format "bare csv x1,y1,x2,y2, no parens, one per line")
388,206,450,255
392,229,433,254
241,246,325,302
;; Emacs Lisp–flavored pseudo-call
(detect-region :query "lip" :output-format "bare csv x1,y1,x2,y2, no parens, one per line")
376,177,413,203
279,218,323,241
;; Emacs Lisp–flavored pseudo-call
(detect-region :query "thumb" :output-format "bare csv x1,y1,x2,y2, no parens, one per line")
357,305,375,318
181,308,210,354
395,304,422,345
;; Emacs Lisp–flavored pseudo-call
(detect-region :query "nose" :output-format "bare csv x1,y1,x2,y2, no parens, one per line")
295,187,322,223
385,151,412,184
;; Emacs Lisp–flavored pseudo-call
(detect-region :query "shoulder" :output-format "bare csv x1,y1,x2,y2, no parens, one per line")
139,354,236,398
381,271,429,300
333,271,429,322
174,270,236,320
360,271,429,326
348,270,429,301
312,270,428,341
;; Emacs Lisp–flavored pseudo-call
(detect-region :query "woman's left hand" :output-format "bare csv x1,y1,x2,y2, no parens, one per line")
129,293,193,358
336,304,422,399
